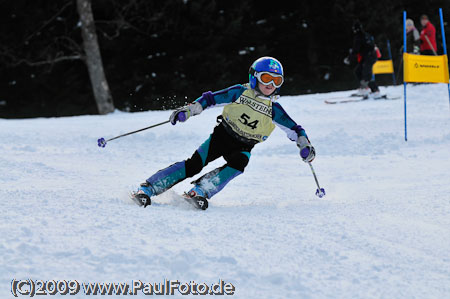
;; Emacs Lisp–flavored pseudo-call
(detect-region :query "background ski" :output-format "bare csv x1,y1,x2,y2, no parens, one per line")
325,95,400,104
322,94,363,101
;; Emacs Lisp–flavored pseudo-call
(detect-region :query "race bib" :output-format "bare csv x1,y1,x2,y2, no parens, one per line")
222,89,275,143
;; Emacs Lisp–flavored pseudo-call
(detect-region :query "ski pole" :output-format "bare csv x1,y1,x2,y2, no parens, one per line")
97,120,170,148
308,162,326,198
424,35,437,55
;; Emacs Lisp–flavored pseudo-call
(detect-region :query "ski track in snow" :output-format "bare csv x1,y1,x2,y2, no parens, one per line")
1,84,450,298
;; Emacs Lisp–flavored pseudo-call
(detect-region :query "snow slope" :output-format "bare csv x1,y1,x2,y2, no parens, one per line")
1,84,450,298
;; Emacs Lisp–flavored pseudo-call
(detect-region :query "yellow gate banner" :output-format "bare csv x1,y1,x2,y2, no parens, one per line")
373,60,394,74
403,53,449,83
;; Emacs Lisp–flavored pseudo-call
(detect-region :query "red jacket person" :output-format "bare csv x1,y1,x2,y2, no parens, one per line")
419,15,437,55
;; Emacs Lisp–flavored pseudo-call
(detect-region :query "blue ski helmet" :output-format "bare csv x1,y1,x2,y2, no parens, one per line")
249,57,284,89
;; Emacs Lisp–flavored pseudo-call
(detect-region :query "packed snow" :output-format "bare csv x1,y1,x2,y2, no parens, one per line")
1,84,450,298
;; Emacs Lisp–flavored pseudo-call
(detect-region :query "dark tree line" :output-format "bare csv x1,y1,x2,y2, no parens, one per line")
1,0,449,118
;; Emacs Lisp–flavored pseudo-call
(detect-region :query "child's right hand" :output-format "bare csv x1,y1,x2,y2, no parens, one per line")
169,102,203,125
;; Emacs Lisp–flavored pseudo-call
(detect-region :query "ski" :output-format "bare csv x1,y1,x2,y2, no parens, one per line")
325,98,368,104
181,193,209,210
324,94,364,101
130,191,151,207
325,95,400,104
130,191,208,210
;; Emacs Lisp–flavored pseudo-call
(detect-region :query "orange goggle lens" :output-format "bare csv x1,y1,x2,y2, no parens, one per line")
256,72,284,87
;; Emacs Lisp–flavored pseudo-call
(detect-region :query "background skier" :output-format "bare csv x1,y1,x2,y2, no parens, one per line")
344,21,381,98
131,57,315,210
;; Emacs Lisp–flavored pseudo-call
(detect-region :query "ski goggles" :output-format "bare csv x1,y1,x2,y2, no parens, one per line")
254,72,284,88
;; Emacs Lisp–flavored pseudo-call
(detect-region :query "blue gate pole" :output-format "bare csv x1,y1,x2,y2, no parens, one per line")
403,11,408,141
439,8,450,109
387,39,397,85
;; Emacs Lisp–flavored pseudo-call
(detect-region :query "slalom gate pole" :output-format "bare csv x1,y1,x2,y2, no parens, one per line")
387,39,397,85
97,120,170,148
439,8,450,109
395,52,404,84
403,11,408,141
308,162,325,198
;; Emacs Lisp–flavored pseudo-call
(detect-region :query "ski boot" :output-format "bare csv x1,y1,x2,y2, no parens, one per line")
355,87,370,97
183,185,208,210
368,91,382,99
131,182,154,207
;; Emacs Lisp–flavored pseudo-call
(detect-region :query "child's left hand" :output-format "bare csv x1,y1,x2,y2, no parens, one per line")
296,136,316,163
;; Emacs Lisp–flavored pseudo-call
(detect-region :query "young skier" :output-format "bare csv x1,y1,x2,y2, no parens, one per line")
131,57,315,210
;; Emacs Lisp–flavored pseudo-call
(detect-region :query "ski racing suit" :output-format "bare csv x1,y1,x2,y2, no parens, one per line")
144,83,309,199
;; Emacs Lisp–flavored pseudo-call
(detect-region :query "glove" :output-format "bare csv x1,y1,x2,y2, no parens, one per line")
169,102,203,125
343,56,350,65
296,136,315,163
